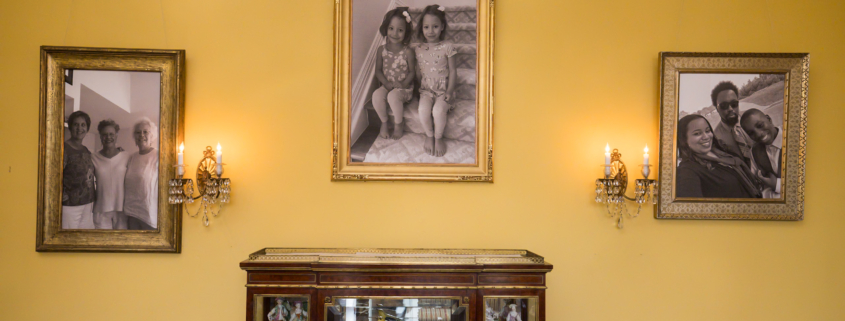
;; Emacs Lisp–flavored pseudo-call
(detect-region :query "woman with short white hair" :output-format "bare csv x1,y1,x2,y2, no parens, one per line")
123,117,159,230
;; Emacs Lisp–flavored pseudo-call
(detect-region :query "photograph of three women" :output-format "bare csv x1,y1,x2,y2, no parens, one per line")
61,69,161,231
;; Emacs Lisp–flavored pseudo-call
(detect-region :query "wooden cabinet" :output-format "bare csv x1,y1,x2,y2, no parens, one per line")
241,248,553,321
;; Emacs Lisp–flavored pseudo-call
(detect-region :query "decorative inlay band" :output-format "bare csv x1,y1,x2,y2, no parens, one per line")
246,284,547,290
248,248,544,265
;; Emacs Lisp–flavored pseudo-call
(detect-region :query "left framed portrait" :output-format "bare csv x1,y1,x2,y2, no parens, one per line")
36,46,186,252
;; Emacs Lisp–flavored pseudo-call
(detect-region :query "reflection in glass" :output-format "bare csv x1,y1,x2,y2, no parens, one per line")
326,298,466,321
483,298,537,321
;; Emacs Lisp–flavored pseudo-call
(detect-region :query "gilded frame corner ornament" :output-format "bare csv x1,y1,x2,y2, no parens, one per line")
36,46,186,252
331,0,494,182
655,52,809,220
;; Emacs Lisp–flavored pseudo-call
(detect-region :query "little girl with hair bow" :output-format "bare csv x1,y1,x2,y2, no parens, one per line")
372,7,416,140
415,4,457,157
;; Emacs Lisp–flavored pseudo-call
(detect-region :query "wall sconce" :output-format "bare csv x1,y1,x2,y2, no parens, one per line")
595,144,657,228
169,143,231,226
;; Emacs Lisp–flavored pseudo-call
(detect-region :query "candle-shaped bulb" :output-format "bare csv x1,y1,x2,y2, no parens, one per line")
215,142,223,176
643,144,650,167
177,142,185,175
605,143,610,153
644,145,649,154
604,143,611,177
216,143,223,162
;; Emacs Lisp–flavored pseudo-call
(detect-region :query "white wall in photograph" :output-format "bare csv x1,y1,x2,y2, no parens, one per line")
352,0,393,81
129,72,162,123
66,70,132,113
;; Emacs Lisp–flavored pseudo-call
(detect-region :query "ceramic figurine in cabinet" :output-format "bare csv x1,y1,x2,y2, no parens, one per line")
485,303,500,321
289,301,307,321
267,298,289,321
506,304,522,321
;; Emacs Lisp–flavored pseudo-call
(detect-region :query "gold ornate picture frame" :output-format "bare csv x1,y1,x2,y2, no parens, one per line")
36,46,186,252
656,52,809,220
332,0,494,182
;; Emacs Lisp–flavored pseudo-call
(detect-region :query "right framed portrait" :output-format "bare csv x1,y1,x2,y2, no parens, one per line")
656,52,809,220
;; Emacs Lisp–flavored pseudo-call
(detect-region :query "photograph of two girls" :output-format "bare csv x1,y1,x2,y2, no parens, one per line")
349,1,479,164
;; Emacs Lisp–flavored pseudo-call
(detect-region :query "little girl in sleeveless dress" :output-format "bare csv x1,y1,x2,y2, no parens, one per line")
415,5,457,157
372,7,416,140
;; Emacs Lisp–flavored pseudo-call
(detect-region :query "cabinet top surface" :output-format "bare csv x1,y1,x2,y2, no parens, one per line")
242,248,548,267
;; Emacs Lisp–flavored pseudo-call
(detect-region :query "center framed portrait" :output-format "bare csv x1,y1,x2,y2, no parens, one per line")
655,52,809,220
332,0,493,182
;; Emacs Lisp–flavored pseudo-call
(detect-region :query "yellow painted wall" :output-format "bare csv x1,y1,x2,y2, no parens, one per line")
1,0,843,320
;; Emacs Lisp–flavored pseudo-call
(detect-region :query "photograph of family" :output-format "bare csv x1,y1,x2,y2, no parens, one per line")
61,69,161,230
675,73,786,200
348,0,478,164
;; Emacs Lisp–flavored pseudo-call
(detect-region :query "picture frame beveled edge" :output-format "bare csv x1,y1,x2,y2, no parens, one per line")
654,52,809,220
330,0,494,182
36,45,186,252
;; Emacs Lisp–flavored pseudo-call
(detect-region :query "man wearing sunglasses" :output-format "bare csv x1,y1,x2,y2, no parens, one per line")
710,81,754,165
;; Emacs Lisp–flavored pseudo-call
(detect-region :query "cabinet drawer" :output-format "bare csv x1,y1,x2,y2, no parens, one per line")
478,274,544,286
248,272,317,284
319,273,476,286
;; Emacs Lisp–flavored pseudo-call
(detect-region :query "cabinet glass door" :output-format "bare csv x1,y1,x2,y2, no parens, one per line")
483,297,537,321
256,295,310,321
326,298,466,321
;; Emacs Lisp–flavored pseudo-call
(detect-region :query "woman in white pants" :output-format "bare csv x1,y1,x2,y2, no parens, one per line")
91,119,131,229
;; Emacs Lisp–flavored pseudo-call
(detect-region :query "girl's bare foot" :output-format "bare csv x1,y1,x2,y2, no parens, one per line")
424,136,435,155
378,121,390,139
391,122,404,140
434,138,447,157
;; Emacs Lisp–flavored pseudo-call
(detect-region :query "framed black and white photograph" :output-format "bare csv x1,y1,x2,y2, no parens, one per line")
332,0,493,181
656,52,809,220
37,46,185,252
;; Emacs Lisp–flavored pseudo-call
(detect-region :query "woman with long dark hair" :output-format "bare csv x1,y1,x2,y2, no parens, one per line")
676,114,761,198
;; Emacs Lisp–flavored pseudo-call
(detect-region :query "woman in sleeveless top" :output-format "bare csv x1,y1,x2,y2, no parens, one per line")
62,111,96,229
